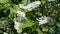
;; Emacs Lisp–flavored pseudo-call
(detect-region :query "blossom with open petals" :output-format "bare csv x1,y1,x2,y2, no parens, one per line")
36,16,50,25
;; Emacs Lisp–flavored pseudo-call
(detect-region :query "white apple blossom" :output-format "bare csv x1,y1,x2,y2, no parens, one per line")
14,20,23,33
36,16,50,25
48,0,55,2
23,33,27,34
26,1,40,11
17,29,22,33
19,4,27,9
19,1,41,11
13,11,26,33
4,32,8,34
17,11,25,17
58,4,60,6
34,1,41,5
17,11,26,21
19,4,24,8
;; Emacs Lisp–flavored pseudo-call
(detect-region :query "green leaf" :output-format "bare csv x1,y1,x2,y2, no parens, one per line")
21,19,35,29
42,26,48,32
56,22,60,27
11,4,19,11
0,0,9,4
41,0,46,5
11,31,14,34
49,28,55,33
10,0,22,4
0,3,4,9
22,0,27,5
5,9,10,17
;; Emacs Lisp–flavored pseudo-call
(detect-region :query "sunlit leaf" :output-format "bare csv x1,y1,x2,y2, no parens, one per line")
0,0,9,4
21,19,35,29
22,0,27,5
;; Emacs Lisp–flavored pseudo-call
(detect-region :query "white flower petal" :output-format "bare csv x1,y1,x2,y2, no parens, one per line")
36,16,50,25
19,1,41,11
4,32,8,34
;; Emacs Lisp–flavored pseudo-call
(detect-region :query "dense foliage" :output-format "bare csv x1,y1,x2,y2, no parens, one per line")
0,0,60,34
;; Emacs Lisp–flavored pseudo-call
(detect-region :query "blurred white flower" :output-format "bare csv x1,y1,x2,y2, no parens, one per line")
23,33,27,34
14,20,23,33
36,16,50,25
19,4,24,8
18,4,27,9
4,32,8,34
17,11,25,17
34,1,41,5
27,8,33,11
17,29,22,33
10,10,26,32
58,4,60,6
48,0,55,2
19,1,41,11
13,11,26,33
27,1,41,11
16,11,26,21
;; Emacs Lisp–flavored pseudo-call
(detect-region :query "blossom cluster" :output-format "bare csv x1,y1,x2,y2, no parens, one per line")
13,11,26,33
19,1,41,11
48,0,55,2
4,32,8,34
13,1,41,33
36,16,50,25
